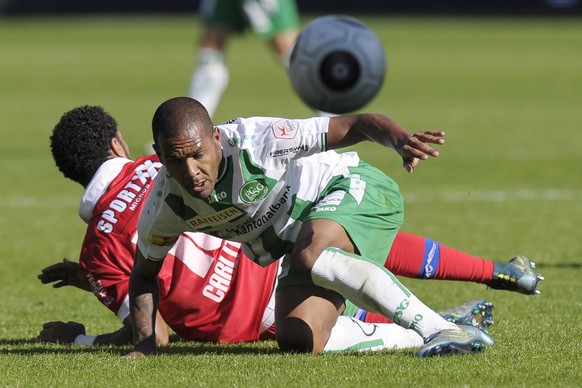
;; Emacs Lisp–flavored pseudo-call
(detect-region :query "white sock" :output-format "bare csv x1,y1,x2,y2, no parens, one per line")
311,247,457,339
323,316,423,352
188,47,229,118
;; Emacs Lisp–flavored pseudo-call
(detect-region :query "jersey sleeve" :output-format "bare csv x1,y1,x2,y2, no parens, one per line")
222,116,330,169
79,230,134,320
79,155,164,321
264,116,330,156
137,169,187,261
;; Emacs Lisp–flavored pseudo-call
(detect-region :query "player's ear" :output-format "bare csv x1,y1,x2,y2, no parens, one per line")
152,143,161,158
110,136,129,158
213,127,221,149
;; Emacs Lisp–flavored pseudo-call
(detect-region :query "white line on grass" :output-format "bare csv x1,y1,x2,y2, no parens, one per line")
1,196,78,208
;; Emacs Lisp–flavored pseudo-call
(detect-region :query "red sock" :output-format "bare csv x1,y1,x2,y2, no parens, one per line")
385,232,494,283
363,312,393,324
360,232,495,325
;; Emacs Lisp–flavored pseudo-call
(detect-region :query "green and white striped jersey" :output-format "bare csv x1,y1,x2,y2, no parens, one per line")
138,116,362,267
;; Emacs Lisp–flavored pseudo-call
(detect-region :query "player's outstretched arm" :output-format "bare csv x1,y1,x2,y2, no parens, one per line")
37,258,92,291
326,114,445,173
125,249,163,358
39,313,169,347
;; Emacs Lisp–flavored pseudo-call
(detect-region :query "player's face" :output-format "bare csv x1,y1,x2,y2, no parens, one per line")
155,127,223,200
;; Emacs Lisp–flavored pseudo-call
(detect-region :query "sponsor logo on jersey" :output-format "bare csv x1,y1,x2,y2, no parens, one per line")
313,190,344,212
268,144,310,157
86,272,114,306
228,185,291,236
202,242,240,302
319,190,345,206
97,159,162,234
186,207,244,229
239,180,269,203
207,190,227,204
271,119,299,140
315,206,337,212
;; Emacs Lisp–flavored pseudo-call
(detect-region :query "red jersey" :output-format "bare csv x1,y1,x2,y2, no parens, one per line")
78,155,278,343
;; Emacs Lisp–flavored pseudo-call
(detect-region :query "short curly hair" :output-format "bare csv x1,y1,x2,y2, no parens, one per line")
50,105,118,187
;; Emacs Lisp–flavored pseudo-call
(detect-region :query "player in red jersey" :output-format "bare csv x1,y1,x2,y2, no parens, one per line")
41,109,279,346
38,105,540,351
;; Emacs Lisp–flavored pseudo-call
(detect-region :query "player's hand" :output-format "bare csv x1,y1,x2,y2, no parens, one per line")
123,351,148,358
38,321,86,344
399,131,445,173
37,258,92,291
122,337,159,358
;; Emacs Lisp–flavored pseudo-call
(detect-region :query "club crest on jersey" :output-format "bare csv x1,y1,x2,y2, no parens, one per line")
271,119,299,140
239,180,268,203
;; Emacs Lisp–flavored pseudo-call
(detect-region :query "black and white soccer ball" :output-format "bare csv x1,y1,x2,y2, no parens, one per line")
288,15,386,114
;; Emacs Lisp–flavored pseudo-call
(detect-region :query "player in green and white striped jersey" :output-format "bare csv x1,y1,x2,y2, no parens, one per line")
127,97,491,358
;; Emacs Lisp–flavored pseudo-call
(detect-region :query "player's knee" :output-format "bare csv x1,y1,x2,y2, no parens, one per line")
288,248,321,278
276,317,315,353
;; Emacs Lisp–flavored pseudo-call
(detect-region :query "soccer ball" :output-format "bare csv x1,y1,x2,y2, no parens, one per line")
288,15,386,114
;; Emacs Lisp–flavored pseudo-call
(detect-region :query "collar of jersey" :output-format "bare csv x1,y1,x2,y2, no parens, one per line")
216,155,228,183
78,157,133,223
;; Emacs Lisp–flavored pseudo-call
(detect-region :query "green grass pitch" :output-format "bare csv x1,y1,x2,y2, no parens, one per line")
0,15,581,386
